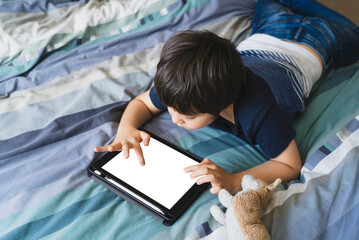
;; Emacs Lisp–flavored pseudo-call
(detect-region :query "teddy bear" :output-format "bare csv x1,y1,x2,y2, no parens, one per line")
200,175,282,240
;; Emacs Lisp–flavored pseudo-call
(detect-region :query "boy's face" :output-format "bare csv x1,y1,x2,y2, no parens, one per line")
168,107,217,130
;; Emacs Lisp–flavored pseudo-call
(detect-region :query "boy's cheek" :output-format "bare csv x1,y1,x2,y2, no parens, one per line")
185,122,209,130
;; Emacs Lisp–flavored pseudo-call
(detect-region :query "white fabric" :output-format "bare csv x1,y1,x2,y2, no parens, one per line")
237,34,323,97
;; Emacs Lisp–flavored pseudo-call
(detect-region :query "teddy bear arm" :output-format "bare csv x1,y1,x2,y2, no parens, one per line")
210,205,226,225
218,188,233,208
242,223,271,240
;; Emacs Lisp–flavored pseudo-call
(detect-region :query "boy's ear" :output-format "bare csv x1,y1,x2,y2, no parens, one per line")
219,104,233,114
224,104,233,110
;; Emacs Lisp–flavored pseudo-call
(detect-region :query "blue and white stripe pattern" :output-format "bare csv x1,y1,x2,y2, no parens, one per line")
1,0,359,239
304,115,359,171
240,49,307,101
264,115,359,240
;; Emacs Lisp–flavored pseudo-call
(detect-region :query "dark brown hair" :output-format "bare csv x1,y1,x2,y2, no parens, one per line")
154,30,246,116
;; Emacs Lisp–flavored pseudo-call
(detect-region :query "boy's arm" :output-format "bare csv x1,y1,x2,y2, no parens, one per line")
94,90,162,165
230,139,302,192
185,139,302,194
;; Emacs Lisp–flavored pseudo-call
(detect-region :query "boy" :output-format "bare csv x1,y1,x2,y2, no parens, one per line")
95,0,359,194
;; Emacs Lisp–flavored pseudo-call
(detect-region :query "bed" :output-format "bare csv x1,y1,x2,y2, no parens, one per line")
1,0,359,239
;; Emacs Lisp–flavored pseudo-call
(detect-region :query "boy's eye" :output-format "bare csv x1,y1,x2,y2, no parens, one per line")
185,116,195,120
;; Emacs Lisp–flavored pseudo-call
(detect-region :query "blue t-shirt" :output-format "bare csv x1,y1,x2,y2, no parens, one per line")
240,51,305,118
149,59,297,159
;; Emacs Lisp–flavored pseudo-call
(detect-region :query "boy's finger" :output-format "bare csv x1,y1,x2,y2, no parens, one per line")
210,185,221,194
133,142,145,166
140,131,151,146
94,145,114,152
196,174,214,185
122,143,129,158
94,146,106,152
108,143,122,152
201,158,213,164
183,164,199,173
189,166,214,179
184,162,216,173
183,158,214,171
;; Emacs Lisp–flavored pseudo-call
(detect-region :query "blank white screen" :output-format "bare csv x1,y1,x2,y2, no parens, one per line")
102,138,198,209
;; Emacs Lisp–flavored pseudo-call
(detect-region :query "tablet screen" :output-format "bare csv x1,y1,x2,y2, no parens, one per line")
101,137,198,209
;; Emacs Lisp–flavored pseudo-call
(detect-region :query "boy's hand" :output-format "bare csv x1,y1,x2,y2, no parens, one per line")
94,128,150,166
184,158,236,194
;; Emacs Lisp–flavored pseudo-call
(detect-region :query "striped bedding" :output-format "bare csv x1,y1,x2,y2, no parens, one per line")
1,0,359,239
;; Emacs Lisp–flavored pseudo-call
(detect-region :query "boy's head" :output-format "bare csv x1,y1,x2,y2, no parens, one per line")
154,30,246,118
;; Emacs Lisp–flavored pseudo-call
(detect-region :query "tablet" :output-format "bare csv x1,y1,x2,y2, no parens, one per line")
88,130,209,226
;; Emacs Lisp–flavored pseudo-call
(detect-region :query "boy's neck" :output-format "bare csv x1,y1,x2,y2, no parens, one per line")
219,104,234,124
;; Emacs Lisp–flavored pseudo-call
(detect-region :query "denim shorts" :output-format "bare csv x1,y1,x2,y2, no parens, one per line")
251,0,359,74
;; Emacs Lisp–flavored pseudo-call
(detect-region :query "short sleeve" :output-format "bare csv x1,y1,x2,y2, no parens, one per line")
251,106,296,159
149,87,167,111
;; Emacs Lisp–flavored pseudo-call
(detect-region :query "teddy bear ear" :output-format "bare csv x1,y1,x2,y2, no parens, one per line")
266,178,282,191
241,175,259,191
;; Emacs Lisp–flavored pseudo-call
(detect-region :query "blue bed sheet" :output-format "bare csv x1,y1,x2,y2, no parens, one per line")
1,0,359,239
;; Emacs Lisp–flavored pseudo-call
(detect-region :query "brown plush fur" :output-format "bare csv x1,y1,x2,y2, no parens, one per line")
232,179,281,240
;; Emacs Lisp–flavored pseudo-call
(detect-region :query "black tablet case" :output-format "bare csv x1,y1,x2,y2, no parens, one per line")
88,166,181,226
88,143,209,226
